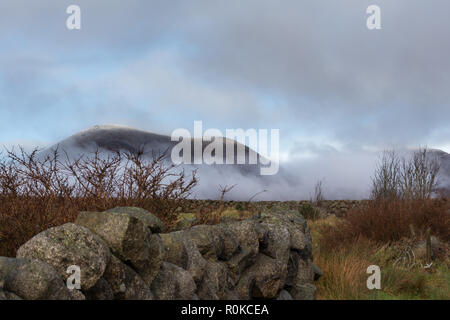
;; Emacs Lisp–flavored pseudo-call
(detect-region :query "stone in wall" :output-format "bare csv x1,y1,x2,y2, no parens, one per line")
16,223,110,291
76,210,163,285
0,206,321,300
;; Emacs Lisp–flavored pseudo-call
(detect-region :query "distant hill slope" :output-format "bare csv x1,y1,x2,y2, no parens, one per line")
38,125,274,199
39,124,263,173
430,149,450,196
36,125,450,200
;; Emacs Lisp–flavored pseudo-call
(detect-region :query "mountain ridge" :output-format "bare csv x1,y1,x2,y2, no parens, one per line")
37,125,450,200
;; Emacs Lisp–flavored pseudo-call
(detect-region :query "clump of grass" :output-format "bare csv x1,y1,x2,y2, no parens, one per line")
299,203,320,220
0,146,197,256
313,238,376,300
369,263,450,300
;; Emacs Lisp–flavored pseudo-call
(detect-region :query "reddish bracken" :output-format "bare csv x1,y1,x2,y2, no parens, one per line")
0,147,197,257
318,198,450,250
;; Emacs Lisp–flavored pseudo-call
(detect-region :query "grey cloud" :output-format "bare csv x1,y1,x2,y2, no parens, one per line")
0,0,449,154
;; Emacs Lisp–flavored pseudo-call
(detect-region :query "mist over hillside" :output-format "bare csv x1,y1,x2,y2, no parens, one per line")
37,125,450,201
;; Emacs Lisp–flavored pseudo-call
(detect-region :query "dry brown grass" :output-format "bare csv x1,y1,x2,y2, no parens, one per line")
0,147,197,257
308,216,375,299
309,198,450,300
314,239,379,299
194,184,236,225
319,198,450,249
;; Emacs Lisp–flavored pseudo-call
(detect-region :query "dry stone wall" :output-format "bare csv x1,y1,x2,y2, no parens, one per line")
0,206,321,300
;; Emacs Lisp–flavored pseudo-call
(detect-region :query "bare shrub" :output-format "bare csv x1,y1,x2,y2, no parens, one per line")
195,184,235,225
371,148,440,200
371,150,401,200
399,148,440,200
0,146,197,256
313,179,325,206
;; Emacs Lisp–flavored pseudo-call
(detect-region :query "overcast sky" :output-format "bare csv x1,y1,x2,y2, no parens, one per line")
1,0,449,159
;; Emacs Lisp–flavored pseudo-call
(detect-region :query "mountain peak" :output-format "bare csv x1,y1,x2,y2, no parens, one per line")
82,124,136,132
